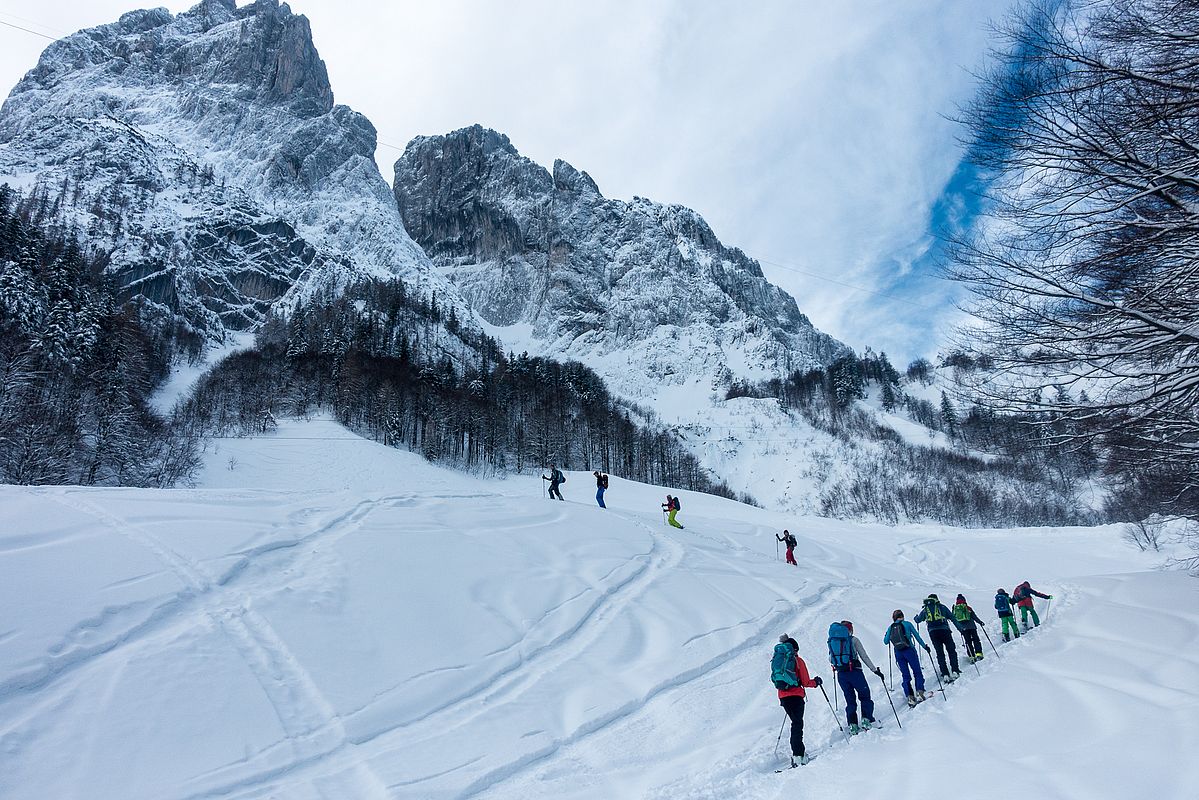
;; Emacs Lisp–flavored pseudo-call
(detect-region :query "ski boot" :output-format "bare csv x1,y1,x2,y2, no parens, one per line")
951,670,962,680
907,694,918,708
849,723,860,735
943,672,956,684
975,652,984,661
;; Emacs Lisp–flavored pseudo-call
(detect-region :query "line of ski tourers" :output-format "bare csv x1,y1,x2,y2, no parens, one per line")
769,581,1053,770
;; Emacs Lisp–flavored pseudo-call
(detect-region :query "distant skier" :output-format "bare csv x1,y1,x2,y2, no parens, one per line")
883,609,932,707
827,620,884,734
662,494,683,528
593,470,609,508
995,588,1020,642
1012,580,1052,632
542,464,565,501
952,594,986,663
771,634,823,767
776,529,798,566
914,593,963,681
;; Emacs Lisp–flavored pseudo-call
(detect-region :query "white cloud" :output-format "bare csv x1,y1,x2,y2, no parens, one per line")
0,0,1014,363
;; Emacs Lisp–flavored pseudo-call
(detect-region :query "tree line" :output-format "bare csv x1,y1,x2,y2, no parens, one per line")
721,348,1094,526
176,280,747,501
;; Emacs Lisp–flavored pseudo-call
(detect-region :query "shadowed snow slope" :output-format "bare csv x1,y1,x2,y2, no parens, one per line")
1,418,1195,799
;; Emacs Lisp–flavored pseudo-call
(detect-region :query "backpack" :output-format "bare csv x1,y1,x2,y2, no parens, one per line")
673,496,681,511
924,600,944,622
558,470,566,484
888,621,911,650
995,593,1012,613
600,474,609,489
785,533,797,548
771,642,799,689
828,622,855,670
953,603,971,623
1013,584,1028,602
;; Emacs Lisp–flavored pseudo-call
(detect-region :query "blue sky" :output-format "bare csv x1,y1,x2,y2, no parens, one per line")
0,0,1015,365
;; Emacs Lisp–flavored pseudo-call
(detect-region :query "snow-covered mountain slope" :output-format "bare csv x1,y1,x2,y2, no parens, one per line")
2,417,1193,799
0,0,452,339
393,125,848,401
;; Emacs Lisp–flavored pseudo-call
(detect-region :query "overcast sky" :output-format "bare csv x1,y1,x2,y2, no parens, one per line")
0,0,1015,365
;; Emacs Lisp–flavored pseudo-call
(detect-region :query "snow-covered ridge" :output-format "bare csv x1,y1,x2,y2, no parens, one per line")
0,0,456,339
393,124,848,401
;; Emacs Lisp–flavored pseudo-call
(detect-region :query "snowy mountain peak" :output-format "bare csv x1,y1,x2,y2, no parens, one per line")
0,0,450,341
393,125,847,400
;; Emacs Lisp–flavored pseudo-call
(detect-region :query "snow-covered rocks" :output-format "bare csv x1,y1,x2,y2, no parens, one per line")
0,0,451,340
393,124,848,401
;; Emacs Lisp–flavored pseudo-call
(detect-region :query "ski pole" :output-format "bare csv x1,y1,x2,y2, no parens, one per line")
832,671,839,711
981,623,1001,659
776,538,780,561
874,671,902,729
915,628,946,700
774,712,787,760
926,648,947,699
818,683,850,745
1044,596,1052,623
887,643,893,690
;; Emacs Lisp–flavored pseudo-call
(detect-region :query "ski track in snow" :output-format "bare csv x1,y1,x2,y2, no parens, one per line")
185,507,688,799
41,490,395,799
1,419,1195,800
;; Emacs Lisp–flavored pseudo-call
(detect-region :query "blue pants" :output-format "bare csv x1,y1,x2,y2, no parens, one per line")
836,668,874,726
894,646,925,697
596,488,606,508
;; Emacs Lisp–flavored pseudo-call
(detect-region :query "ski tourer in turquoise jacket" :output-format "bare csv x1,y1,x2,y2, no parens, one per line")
882,619,928,650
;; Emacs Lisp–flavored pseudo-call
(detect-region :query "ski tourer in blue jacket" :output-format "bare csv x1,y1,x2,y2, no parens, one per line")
883,611,931,705
995,588,1020,641
883,619,928,650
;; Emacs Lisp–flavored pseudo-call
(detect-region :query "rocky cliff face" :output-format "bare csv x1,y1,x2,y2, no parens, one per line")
0,0,447,339
394,125,847,400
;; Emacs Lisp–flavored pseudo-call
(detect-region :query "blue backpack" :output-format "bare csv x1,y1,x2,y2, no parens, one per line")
828,622,854,671
995,592,1012,614
771,642,799,689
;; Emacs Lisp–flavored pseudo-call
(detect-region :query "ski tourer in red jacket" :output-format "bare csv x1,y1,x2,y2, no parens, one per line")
1012,581,1053,629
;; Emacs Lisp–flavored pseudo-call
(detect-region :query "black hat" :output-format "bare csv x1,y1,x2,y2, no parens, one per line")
892,609,904,620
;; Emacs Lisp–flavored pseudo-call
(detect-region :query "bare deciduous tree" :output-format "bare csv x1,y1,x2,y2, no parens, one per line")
950,0,1199,517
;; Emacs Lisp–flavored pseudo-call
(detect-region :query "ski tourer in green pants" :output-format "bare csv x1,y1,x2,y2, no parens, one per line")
995,588,1020,642
1012,580,1052,631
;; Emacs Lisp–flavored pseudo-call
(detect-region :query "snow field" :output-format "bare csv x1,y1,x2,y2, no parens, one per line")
0,418,1194,799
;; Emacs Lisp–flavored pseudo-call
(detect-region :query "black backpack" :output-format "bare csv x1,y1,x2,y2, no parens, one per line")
673,496,681,511
785,533,797,548
601,474,609,489
888,621,911,650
